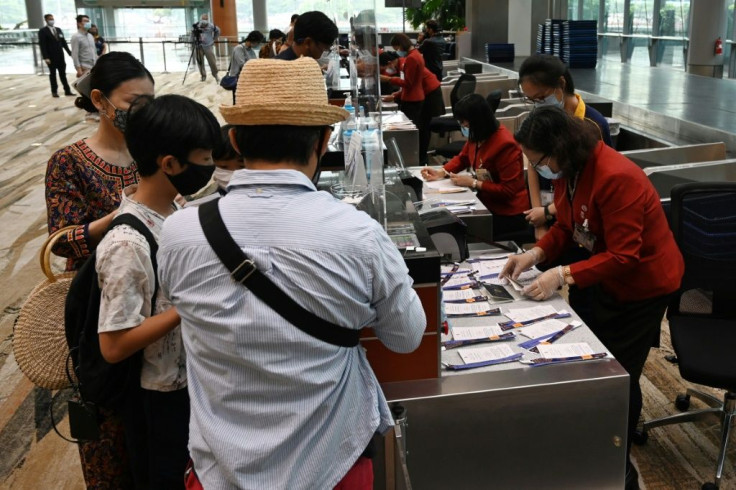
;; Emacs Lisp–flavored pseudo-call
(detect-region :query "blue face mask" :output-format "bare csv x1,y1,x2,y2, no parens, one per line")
83,22,92,30
460,126,470,138
397,50,407,57
533,92,564,110
535,163,563,180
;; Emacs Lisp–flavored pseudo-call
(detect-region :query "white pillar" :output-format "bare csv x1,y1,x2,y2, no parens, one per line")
686,0,728,77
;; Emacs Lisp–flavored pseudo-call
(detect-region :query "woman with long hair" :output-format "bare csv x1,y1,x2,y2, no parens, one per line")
421,94,529,239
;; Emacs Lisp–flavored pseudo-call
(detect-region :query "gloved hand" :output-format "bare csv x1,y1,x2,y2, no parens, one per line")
500,248,541,280
522,266,564,301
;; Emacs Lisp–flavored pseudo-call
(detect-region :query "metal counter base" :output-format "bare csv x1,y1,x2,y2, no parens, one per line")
376,361,629,489
372,244,630,489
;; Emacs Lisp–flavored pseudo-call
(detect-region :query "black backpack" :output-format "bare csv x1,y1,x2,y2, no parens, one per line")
64,214,159,409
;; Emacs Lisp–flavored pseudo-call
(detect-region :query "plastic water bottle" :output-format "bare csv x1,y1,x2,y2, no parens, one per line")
342,104,356,145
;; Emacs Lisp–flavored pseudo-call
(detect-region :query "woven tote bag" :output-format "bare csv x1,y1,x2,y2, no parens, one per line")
13,226,77,389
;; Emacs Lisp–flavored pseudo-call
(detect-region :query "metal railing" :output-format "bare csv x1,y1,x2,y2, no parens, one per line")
0,37,237,75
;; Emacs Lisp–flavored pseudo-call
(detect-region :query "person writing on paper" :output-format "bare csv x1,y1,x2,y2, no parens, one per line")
421,94,529,239
518,54,612,241
499,106,683,489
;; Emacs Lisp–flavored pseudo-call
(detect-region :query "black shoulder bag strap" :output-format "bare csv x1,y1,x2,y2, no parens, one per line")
197,199,359,348
109,213,159,313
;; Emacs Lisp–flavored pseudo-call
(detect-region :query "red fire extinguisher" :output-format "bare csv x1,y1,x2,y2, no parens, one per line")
715,37,723,55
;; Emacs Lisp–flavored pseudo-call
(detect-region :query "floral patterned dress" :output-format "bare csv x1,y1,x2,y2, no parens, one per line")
45,138,139,488
45,139,139,271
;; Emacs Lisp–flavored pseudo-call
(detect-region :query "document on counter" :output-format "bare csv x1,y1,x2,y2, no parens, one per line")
442,273,478,290
536,342,597,359
441,264,473,276
470,260,506,281
518,319,571,339
451,325,506,341
443,289,486,303
483,265,542,289
457,344,520,365
505,304,559,323
445,302,500,317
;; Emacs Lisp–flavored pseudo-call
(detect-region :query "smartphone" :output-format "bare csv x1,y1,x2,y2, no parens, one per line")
68,400,101,441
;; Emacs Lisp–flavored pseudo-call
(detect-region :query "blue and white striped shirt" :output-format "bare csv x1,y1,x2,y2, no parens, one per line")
158,169,426,489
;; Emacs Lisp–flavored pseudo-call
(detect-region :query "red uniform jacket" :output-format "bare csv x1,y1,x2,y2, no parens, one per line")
388,49,425,102
538,141,684,303
443,126,529,216
391,58,440,102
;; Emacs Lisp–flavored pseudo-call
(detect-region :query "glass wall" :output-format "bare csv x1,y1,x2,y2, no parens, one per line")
568,0,600,21
266,0,405,34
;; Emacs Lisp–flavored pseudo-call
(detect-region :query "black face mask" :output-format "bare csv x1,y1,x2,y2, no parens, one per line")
167,160,215,196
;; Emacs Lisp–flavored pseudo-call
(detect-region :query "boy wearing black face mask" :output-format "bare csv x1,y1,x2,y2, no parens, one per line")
94,94,219,489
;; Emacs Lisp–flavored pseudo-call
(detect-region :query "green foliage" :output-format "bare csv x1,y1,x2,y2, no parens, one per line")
406,0,465,32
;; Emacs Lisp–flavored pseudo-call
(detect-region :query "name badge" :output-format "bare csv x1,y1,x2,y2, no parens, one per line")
573,221,596,252
540,190,554,206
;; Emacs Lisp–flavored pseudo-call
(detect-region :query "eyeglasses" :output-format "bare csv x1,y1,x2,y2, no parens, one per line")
530,154,549,169
522,94,549,105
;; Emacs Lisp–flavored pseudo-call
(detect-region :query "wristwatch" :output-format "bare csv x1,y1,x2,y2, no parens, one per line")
563,265,574,285
543,204,554,222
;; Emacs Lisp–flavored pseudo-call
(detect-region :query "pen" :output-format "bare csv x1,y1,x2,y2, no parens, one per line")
498,311,572,331
521,352,608,366
442,332,516,350
525,323,577,353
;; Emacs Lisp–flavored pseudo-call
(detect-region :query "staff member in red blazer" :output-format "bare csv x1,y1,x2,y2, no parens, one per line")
422,94,529,239
501,106,684,489
380,50,444,165
384,34,425,131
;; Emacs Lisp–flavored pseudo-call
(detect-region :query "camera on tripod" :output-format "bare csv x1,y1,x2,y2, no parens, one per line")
191,22,202,40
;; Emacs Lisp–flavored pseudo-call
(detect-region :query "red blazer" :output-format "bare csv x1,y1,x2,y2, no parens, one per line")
388,49,425,102
443,126,528,216
392,58,440,102
537,141,684,303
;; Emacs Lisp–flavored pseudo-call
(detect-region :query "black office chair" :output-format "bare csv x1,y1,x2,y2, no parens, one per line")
428,74,476,137
635,182,736,490
435,90,503,159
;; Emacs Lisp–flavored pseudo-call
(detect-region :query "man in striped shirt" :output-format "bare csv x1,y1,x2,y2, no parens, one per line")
158,57,427,489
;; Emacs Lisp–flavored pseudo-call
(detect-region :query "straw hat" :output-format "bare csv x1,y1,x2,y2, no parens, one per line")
13,227,77,390
220,57,348,126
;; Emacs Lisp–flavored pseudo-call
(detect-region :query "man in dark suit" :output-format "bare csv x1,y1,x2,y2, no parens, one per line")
38,13,73,98
419,19,446,82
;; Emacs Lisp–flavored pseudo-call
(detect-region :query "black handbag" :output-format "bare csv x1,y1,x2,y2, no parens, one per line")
197,199,360,347
219,74,238,90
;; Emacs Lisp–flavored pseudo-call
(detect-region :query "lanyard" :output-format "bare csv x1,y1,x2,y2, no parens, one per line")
567,173,580,226
471,140,486,178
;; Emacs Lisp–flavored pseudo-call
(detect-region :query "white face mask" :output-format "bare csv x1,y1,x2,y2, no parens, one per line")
47,20,55,27
385,67,396,75
213,168,233,190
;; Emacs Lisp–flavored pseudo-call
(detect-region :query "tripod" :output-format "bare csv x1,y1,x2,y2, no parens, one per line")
182,26,203,85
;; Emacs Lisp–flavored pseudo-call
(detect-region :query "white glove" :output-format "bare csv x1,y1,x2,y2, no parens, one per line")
500,248,541,280
522,266,564,301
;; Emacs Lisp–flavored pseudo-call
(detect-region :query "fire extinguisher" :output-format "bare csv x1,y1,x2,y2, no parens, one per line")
715,37,723,55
